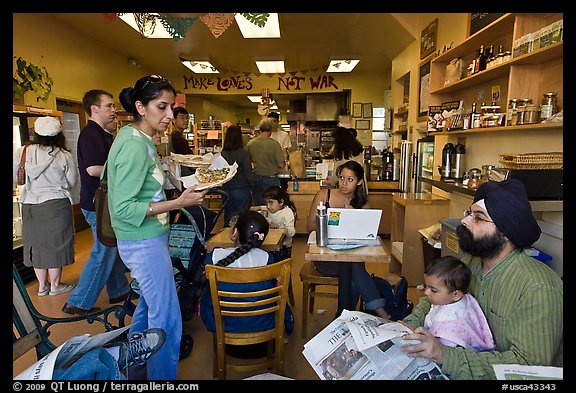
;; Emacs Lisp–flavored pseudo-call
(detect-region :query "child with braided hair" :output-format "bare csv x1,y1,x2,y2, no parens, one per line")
199,210,295,336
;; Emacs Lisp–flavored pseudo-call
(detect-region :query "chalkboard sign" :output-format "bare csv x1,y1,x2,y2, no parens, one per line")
468,13,506,36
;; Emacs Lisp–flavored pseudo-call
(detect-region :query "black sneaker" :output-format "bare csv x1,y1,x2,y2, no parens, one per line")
108,328,166,371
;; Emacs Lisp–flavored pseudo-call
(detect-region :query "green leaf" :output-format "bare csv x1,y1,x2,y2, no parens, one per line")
12,57,53,102
240,13,270,28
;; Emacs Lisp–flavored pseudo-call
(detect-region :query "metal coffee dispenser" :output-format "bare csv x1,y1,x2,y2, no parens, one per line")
451,143,466,180
440,143,454,178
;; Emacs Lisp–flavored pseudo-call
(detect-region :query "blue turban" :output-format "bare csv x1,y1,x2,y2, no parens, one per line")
473,179,541,248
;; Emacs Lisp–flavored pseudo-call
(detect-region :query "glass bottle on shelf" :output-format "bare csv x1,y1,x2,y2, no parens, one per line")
476,45,487,72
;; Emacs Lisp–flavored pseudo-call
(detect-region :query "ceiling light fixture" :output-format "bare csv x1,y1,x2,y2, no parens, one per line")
256,61,285,74
247,95,262,103
181,60,219,74
119,13,172,39
235,13,281,38
326,59,360,73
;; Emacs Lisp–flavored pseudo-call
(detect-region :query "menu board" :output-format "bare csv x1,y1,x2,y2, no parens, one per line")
468,13,506,36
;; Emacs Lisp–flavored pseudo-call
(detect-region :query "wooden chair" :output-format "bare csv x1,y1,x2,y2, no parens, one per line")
205,258,291,380
299,261,339,338
13,263,127,363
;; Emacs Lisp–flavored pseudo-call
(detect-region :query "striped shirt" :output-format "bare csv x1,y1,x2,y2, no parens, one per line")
403,249,563,380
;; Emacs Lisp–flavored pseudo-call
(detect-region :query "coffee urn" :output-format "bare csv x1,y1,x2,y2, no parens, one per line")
451,143,466,180
441,143,454,178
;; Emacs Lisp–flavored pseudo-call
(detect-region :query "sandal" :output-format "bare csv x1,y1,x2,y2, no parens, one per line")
37,287,50,297
49,284,75,296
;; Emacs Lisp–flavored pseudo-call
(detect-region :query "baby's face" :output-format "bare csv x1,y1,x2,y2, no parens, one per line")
423,274,459,306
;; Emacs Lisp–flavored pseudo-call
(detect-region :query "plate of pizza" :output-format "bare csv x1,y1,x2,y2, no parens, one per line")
179,155,238,190
170,153,214,167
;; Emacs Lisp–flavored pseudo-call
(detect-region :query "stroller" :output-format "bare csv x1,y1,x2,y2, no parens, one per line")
124,188,229,360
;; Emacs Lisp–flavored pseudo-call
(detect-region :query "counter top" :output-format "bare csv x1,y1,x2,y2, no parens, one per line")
421,176,563,212
421,176,476,196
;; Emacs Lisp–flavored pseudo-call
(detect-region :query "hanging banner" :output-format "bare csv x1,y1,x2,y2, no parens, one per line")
181,72,341,94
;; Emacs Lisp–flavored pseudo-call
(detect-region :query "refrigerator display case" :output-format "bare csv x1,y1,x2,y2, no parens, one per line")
412,136,435,193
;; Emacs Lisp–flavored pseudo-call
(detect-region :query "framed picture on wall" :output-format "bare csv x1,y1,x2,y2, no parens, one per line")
417,57,432,122
420,18,438,59
362,103,372,118
355,119,370,130
352,102,362,118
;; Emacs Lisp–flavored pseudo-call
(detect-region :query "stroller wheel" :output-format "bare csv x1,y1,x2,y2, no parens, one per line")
179,333,194,360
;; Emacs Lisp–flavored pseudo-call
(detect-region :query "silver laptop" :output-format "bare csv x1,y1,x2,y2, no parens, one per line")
326,208,382,244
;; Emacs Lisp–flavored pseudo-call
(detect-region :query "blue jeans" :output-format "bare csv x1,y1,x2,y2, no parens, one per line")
254,175,280,205
66,209,130,309
221,184,253,226
53,348,124,380
315,261,384,313
117,234,181,380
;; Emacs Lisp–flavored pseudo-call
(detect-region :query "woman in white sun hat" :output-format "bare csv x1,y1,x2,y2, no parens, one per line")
13,116,77,297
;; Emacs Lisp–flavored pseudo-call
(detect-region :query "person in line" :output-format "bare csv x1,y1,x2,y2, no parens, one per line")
108,74,209,380
220,124,256,227
401,179,563,379
251,185,296,263
328,126,367,193
267,111,291,155
13,116,77,297
63,90,131,316
267,111,291,190
168,106,194,176
404,255,495,351
306,160,389,319
200,210,294,337
327,127,357,156
246,118,286,205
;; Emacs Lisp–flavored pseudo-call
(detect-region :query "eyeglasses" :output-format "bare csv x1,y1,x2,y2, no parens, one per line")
463,209,494,224
98,103,116,110
141,74,168,90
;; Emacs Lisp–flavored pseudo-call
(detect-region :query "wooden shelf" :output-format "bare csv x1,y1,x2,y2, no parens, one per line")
431,42,563,95
430,121,562,136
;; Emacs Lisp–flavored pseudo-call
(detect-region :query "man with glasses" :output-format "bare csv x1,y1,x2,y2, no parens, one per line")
62,90,132,316
400,179,563,379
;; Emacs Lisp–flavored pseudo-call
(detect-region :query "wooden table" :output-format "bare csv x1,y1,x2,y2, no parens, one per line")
304,237,389,316
205,228,285,252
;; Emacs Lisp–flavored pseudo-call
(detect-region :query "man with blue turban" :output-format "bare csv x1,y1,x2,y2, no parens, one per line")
400,179,563,379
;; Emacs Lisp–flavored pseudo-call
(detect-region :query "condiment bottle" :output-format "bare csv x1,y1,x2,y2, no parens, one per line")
315,201,328,247
293,176,299,192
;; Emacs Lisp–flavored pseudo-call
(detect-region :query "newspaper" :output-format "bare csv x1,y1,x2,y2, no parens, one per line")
14,326,130,380
493,364,563,380
302,310,447,380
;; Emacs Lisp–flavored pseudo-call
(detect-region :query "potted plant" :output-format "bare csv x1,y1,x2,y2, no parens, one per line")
13,57,54,103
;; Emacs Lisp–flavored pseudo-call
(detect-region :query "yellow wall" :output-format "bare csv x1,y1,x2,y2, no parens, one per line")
13,14,150,110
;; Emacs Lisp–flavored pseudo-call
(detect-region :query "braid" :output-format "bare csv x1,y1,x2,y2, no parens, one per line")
215,210,269,266
216,243,255,266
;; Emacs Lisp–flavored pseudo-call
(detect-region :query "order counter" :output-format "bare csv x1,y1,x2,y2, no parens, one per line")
287,179,399,235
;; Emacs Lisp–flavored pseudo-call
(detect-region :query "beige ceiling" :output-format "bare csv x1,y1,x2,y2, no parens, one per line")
51,13,417,111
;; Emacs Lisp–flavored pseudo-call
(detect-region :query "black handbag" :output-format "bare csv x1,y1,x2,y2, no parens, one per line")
94,162,117,247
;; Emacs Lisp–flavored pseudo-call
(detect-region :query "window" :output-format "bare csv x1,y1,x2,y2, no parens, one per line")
372,107,389,153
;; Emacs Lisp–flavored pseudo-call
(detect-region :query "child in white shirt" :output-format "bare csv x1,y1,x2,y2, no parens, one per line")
251,186,296,262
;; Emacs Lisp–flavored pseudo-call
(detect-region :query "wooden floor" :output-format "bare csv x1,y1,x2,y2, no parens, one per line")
13,228,424,380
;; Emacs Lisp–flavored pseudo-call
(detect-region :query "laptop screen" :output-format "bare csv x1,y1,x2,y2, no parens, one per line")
326,208,382,240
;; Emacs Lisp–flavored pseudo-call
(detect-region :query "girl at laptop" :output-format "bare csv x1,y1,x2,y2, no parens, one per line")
306,160,391,320
250,186,297,263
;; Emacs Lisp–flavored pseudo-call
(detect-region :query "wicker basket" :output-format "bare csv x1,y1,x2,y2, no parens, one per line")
499,152,563,170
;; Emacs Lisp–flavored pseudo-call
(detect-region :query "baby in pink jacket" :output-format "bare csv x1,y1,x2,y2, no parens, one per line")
420,256,494,351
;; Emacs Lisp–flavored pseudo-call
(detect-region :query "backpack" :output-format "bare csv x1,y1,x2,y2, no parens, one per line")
362,274,413,321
